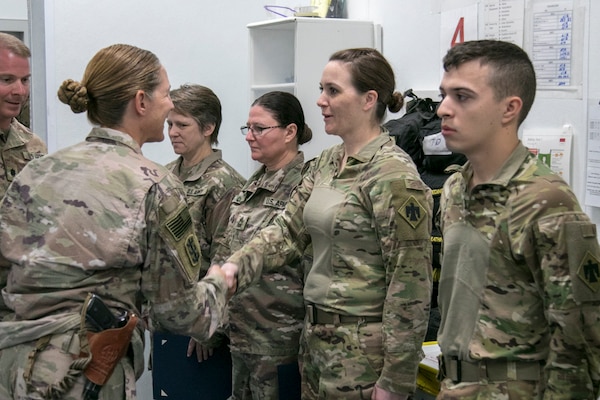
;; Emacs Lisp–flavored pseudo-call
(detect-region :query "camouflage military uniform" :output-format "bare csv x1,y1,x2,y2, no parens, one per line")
0,118,46,314
166,149,245,275
214,152,306,400
0,118,47,198
228,134,433,399
0,128,228,400
437,143,600,399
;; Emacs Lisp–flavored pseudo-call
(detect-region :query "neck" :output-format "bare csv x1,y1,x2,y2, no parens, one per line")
342,125,380,157
0,117,12,131
264,149,297,171
182,145,213,168
467,134,519,188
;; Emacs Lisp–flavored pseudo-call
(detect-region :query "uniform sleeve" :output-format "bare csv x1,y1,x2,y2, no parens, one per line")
535,211,600,399
371,173,433,396
0,262,9,318
207,186,240,264
140,182,228,343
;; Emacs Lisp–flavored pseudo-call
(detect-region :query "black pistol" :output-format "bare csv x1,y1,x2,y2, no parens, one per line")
85,293,127,332
83,294,128,400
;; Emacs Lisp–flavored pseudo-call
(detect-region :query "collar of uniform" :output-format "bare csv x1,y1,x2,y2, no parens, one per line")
0,127,8,144
2,118,31,148
246,151,304,193
345,131,392,165
460,141,531,189
168,149,223,183
86,127,143,154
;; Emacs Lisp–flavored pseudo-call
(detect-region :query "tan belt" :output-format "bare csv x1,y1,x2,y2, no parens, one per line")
440,355,542,383
305,303,381,325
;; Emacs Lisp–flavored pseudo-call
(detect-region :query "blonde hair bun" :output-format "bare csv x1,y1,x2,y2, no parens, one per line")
58,79,89,113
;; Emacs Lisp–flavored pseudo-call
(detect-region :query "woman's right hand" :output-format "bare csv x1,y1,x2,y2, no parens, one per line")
220,262,239,298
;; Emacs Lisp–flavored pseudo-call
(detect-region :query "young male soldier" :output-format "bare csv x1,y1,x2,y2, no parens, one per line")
436,39,600,399
0,32,46,199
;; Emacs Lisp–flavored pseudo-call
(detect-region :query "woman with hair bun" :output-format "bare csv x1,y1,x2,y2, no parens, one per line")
220,48,433,400
0,44,234,399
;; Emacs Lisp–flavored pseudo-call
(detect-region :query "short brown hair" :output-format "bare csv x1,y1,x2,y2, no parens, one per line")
443,40,536,125
0,32,30,57
171,84,222,145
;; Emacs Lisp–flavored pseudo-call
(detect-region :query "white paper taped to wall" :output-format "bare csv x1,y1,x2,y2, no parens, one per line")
522,125,572,184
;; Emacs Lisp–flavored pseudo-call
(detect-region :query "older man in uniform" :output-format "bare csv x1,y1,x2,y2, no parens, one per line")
0,33,46,200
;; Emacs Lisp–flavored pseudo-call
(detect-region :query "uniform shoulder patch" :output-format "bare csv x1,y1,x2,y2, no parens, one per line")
160,200,201,283
399,195,426,229
577,251,600,293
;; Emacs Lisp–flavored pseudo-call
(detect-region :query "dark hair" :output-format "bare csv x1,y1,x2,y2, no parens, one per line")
171,84,222,145
329,48,403,122
58,44,162,127
443,40,536,125
252,91,312,146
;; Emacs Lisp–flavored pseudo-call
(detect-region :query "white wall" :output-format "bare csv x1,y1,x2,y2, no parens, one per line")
0,0,27,19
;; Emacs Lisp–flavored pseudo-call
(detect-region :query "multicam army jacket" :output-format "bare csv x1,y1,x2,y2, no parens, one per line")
227,134,433,395
0,128,228,377
214,152,305,356
438,142,600,398
166,149,245,275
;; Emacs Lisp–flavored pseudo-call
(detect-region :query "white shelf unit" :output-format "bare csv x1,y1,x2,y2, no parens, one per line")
247,17,382,162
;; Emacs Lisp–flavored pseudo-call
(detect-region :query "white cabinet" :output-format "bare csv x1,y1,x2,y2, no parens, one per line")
247,17,382,161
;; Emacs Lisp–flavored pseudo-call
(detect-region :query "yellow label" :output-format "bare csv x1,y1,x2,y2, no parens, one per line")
310,0,330,18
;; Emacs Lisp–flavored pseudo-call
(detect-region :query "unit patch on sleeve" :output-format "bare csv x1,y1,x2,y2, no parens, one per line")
399,195,426,229
577,251,600,293
160,201,201,283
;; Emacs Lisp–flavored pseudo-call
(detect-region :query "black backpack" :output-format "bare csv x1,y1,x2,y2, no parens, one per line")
384,90,467,341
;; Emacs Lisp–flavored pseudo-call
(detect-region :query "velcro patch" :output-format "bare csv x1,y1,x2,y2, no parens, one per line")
160,202,200,283
577,251,600,293
165,207,193,241
263,197,287,209
399,195,426,229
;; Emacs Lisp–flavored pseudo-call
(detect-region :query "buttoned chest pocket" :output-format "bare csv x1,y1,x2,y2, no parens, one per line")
229,198,287,243
4,151,43,182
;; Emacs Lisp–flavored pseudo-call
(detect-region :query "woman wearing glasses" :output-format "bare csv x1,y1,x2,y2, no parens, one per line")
212,91,312,399
221,48,433,400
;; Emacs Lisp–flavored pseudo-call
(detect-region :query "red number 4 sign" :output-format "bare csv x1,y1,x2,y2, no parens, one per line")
451,17,465,47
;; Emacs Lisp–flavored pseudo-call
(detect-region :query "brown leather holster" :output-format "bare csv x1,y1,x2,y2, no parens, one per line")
82,313,138,385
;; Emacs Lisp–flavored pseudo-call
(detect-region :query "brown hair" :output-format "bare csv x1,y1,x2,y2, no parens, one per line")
171,84,222,145
443,40,536,126
57,44,162,127
329,48,403,122
0,32,30,57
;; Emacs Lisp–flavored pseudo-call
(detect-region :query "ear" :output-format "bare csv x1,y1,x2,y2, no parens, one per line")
502,96,522,125
363,89,378,112
134,90,147,116
203,123,215,138
283,123,298,144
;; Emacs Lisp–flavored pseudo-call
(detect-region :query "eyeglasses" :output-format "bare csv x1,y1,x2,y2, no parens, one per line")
240,125,284,137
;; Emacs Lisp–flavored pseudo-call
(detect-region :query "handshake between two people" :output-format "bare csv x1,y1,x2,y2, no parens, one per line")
206,262,238,299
